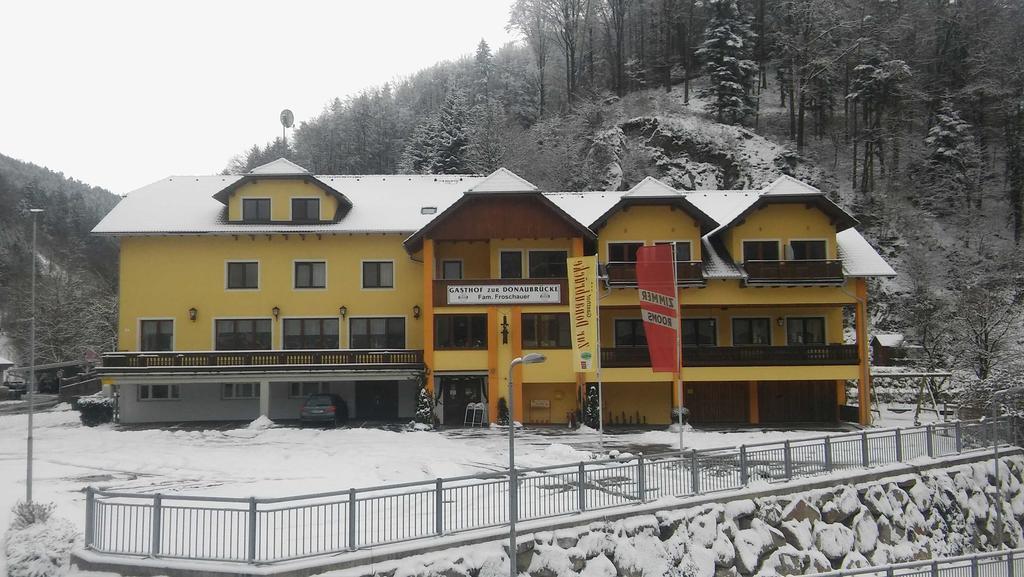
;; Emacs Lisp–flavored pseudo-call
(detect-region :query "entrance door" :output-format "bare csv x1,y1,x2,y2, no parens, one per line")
758,380,836,423
355,381,399,421
685,381,749,424
441,376,485,425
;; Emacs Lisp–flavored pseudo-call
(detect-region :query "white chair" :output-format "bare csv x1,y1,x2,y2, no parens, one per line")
464,402,487,427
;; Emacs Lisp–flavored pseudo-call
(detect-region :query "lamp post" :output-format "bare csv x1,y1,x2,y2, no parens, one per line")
990,386,1024,548
508,353,545,577
26,208,43,504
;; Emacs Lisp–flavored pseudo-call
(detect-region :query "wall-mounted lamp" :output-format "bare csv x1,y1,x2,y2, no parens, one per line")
339,305,348,319
188,307,198,322
412,305,421,319
777,317,785,327
272,306,280,320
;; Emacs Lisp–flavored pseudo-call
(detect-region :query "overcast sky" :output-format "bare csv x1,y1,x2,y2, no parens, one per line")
1,0,518,195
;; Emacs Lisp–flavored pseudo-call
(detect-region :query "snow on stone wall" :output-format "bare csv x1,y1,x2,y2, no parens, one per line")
347,456,1024,577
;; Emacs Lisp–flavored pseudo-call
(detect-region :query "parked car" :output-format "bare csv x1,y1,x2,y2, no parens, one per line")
299,394,349,427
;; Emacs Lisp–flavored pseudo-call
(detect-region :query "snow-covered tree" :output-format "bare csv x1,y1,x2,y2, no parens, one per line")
924,99,978,209
497,397,510,425
696,0,758,125
583,384,600,428
413,376,435,426
430,89,471,174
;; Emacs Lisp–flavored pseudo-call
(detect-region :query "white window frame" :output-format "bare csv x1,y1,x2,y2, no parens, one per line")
222,382,259,400
361,259,396,290
440,259,464,280
280,316,342,350
225,260,261,291
288,382,330,398
137,317,175,351
682,317,719,347
784,315,828,346
653,240,694,262
289,196,322,221
787,238,830,261
740,239,782,263
526,249,569,279
498,249,524,279
348,315,408,350
240,197,272,222
729,316,772,346
604,240,646,262
139,384,180,402
211,316,275,351
292,259,328,290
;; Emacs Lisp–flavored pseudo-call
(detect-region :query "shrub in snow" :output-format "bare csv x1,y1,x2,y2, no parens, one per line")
73,394,113,426
3,501,79,577
583,384,600,429
497,397,509,426
413,377,435,427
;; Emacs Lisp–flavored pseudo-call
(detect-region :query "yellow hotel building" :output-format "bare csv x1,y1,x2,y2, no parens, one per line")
92,158,895,426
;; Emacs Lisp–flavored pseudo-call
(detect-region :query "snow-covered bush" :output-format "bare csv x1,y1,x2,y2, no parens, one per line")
74,394,113,427
3,501,79,577
414,377,435,427
583,385,600,429
497,397,509,426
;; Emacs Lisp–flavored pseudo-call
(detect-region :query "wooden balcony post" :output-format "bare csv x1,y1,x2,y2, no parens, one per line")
855,278,871,425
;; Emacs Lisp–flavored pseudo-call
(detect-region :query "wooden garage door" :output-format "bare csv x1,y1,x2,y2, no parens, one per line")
758,380,836,423
684,381,749,424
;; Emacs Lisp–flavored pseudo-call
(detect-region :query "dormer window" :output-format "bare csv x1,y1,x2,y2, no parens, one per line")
242,199,270,222
291,198,320,222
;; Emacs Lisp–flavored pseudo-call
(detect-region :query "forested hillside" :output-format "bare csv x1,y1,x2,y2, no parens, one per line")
0,154,119,365
229,0,1024,393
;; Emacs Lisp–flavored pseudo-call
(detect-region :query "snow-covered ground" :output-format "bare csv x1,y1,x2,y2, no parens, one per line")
0,404,944,574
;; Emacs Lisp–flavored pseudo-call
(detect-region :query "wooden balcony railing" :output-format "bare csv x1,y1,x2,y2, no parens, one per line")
605,261,705,286
601,344,859,368
743,260,844,285
100,349,424,372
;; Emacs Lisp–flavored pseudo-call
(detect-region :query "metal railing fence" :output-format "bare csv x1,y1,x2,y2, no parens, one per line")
807,548,1024,577
84,417,1018,565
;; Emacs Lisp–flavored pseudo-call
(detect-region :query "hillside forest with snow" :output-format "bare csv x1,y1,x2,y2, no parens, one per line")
1,0,1023,410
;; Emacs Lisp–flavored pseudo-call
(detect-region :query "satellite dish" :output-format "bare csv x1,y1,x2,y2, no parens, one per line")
280,109,294,128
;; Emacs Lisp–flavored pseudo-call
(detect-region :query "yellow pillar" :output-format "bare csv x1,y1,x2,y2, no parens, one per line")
855,278,871,425
487,309,499,423
511,306,524,423
748,381,759,424
422,239,435,394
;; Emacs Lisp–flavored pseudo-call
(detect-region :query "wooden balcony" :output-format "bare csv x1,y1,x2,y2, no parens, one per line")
99,349,425,374
605,261,705,287
743,260,844,286
601,344,859,368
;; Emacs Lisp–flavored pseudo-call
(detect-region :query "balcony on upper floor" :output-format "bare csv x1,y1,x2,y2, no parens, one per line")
600,344,858,368
604,260,706,288
99,349,425,375
742,259,844,286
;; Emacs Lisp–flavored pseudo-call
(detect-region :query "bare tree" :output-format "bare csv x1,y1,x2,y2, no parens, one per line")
510,0,552,117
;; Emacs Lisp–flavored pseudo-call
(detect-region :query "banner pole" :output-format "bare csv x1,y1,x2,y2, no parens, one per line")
596,266,605,452
673,243,684,453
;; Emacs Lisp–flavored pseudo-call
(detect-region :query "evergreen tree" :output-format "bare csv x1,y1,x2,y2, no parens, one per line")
497,397,510,425
429,89,471,174
923,99,978,209
399,119,440,174
583,384,600,428
413,376,435,426
472,39,495,104
696,0,758,125
467,98,508,173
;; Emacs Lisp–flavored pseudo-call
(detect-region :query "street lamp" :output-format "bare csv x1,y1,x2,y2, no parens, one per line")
990,386,1024,548
27,208,43,504
508,353,545,577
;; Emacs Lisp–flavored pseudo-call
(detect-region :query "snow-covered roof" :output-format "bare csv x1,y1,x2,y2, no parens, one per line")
248,158,310,175
872,333,905,348
92,162,894,278
94,174,485,234
0,356,13,367
466,167,537,193
836,229,897,277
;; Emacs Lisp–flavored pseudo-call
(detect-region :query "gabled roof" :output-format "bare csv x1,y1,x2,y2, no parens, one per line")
588,178,717,232
836,229,897,277
872,333,905,347
248,158,310,175
0,356,13,367
466,167,538,193
211,158,353,219
403,190,595,252
706,177,859,240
